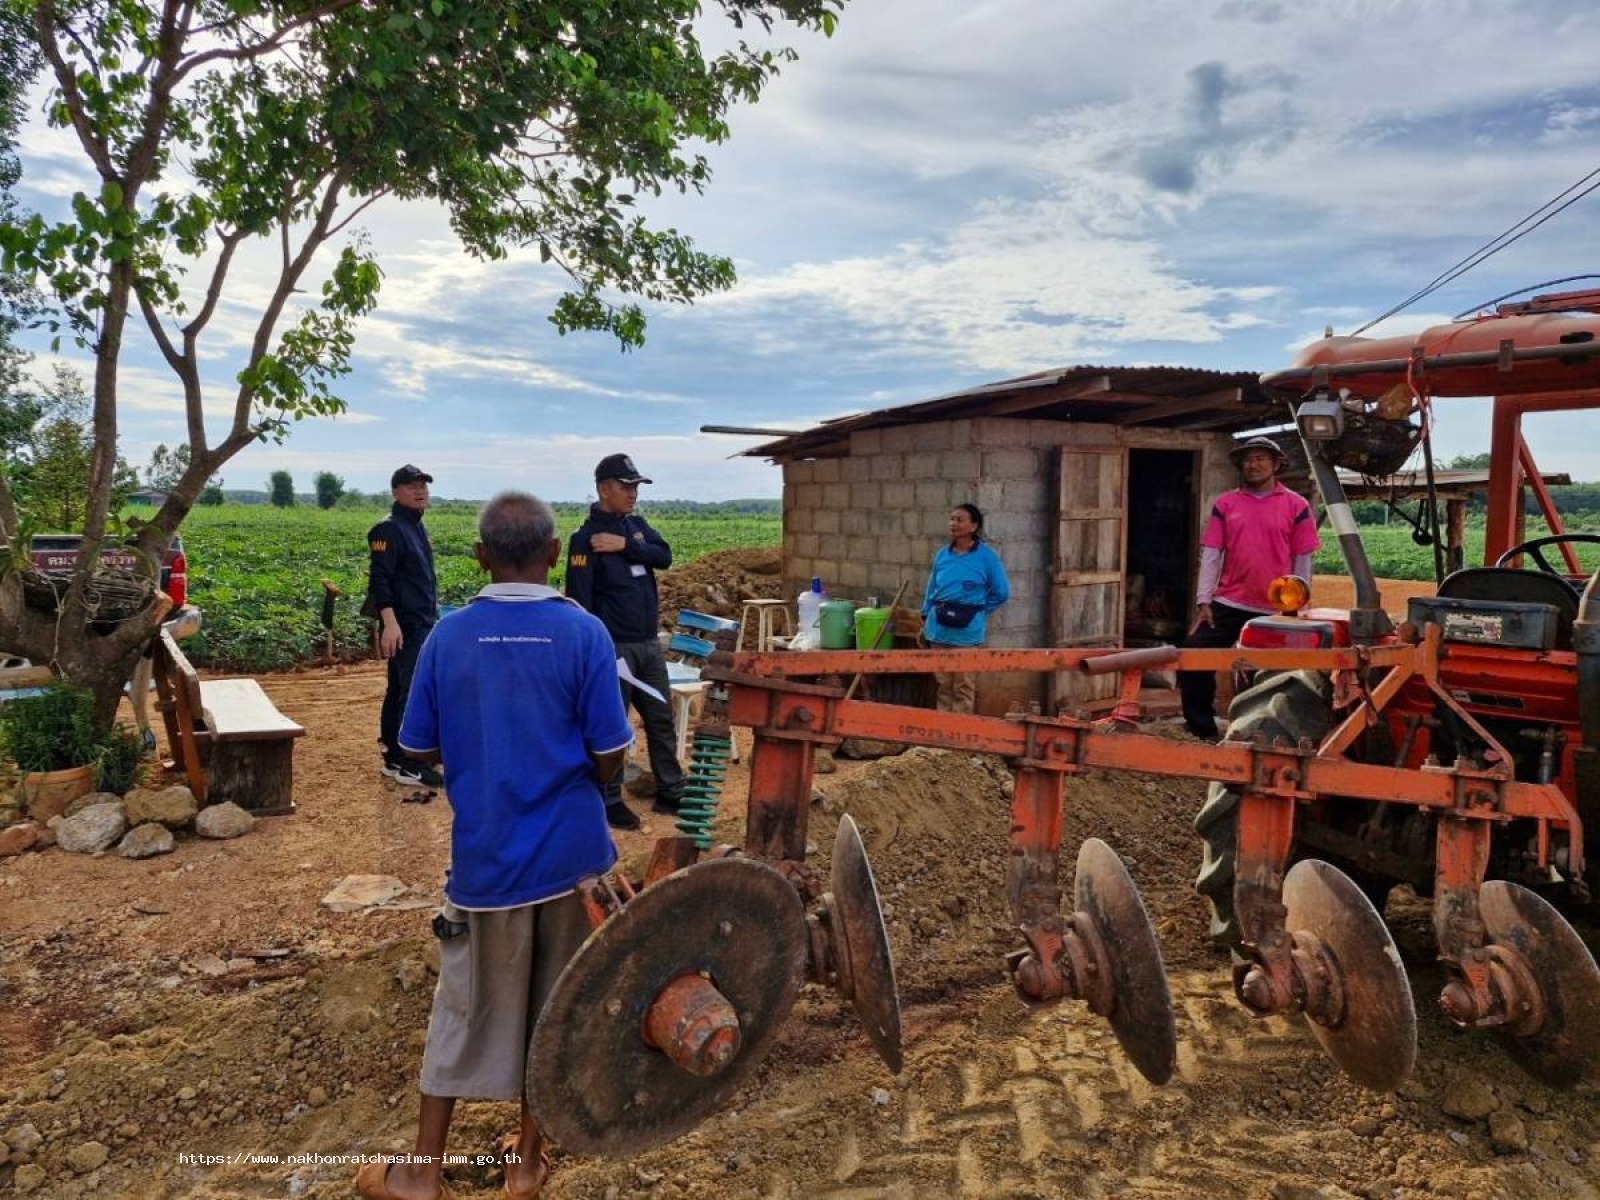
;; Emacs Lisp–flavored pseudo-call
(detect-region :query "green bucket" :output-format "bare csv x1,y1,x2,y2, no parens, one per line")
854,606,893,651
818,599,857,649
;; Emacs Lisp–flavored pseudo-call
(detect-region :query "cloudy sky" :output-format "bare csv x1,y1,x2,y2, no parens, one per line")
13,0,1600,500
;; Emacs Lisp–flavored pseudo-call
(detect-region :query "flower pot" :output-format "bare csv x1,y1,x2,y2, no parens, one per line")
20,764,95,823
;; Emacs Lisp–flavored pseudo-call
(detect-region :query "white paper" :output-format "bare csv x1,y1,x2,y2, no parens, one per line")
617,657,665,702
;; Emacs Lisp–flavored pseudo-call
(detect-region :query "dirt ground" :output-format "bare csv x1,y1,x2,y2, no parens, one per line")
1,572,1598,1198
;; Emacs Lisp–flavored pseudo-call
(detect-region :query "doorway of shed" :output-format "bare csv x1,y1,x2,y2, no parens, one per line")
1124,449,1197,648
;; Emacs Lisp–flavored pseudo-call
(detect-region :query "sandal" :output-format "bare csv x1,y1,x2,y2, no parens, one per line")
496,1133,552,1200
353,1158,458,1200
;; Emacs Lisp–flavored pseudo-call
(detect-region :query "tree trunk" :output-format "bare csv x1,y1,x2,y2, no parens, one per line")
0,573,167,736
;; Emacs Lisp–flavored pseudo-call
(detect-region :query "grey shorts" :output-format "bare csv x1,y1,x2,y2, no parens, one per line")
419,891,591,1100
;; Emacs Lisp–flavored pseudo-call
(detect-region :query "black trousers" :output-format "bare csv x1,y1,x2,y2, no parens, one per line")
609,639,685,806
380,616,434,760
1178,601,1256,739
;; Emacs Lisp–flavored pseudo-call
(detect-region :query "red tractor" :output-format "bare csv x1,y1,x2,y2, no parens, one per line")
520,290,1600,1159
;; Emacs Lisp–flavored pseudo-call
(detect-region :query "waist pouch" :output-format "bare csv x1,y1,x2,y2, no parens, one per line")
933,600,982,629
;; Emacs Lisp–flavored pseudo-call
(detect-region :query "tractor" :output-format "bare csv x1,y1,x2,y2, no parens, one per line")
521,289,1600,1159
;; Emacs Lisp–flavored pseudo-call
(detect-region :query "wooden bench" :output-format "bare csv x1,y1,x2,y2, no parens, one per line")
152,630,305,816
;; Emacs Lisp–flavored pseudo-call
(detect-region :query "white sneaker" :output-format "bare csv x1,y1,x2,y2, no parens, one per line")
382,761,424,786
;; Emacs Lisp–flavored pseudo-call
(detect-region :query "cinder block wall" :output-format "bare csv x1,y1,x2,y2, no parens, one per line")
780,417,1239,713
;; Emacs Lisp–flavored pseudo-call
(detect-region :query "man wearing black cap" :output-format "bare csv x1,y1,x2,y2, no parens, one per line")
367,464,443,787
565,454,683,830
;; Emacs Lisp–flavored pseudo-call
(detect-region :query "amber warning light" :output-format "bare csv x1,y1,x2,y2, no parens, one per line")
1266,575,1310,613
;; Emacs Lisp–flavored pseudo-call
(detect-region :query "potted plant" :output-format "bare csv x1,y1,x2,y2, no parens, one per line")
1,684,101,821
94,724,147,795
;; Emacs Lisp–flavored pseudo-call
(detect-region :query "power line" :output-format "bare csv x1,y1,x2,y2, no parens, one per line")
1352,164,1600,335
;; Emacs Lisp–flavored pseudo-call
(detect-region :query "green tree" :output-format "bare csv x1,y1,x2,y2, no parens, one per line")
0,0,844,729
268,470,296,508
197,478,225,507
145,442,191,491
0,8,39,461
1447,452,1492,470
20,364,139,529
313,470,344,510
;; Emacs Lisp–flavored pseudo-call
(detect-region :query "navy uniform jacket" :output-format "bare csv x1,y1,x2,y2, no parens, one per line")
565,504,672,643
366,503,437,627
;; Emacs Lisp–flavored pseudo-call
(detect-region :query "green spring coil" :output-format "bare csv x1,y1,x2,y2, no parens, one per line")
677,730,731,849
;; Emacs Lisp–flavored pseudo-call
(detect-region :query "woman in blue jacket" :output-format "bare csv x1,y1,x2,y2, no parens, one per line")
921,503,1010,713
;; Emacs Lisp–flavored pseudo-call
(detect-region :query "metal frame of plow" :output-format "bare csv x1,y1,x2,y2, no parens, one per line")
703,630,1600,1091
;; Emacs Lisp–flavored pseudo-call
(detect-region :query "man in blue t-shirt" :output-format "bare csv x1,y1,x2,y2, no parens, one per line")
355,491,632,1200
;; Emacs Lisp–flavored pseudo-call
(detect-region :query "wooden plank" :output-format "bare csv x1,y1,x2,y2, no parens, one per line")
154,630,208,803
210,738,296,816
0,665,55,689
1114,387,1243,426
1051,446,1128,711
200,679,305,742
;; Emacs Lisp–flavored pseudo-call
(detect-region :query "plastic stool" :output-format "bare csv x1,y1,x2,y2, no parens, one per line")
738,599,793,653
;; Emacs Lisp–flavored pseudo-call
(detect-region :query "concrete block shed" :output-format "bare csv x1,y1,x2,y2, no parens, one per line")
740,366,1296,716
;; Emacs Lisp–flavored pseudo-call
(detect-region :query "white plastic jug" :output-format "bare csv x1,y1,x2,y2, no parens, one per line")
796,588,824,639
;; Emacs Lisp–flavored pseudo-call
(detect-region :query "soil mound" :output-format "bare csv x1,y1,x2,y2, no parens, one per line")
657,545,782,626
811,742,1219,994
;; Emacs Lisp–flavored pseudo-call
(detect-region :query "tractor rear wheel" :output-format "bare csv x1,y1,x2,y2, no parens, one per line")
1194,670,1333,950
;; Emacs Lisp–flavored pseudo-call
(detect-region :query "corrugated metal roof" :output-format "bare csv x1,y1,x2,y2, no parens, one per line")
1339,468,1572,499
741,365,1290,459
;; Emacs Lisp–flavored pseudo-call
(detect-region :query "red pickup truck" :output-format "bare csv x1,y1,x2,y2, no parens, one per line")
28,533,190,609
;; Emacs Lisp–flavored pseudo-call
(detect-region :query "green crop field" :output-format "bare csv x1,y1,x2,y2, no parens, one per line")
175,503,1600,671
179,504,780,671
1313,518,1600,581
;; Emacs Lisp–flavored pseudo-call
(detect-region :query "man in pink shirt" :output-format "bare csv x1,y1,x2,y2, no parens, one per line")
1180,436,1321,739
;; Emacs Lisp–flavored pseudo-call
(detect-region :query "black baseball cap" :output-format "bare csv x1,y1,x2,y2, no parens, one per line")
594,453,652,485
391,464,433,487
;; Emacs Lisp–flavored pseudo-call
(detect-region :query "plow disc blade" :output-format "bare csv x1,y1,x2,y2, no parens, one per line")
1480,880,1600,1088
527,857,808,1156
1283,859,1417,1092
1074,837,1176,1085
831,814,904,1073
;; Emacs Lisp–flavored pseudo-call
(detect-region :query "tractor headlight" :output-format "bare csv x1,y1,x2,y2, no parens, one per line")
1296,396,1345,441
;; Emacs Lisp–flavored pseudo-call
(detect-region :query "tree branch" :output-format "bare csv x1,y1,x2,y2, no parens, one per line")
229,171,349,443
167,0,365,91
326,190,388,238
33,2,116,177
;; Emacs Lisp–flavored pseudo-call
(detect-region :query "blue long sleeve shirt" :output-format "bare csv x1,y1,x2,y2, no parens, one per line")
922,540,1010,646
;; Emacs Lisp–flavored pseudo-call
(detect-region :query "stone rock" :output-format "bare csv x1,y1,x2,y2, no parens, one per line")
124,785,198,828
64,1141,108,1173
64,791,121,818
195,802,254,840
395,958,428,993
1441,1076,1499,1121
307,1085,328,1107
813,748,838,774
0,821,43,857
623,770,659,800
118,823,175,859
8,1122,42,1159
12,1163,46,1192
56,803,128,854
320,874,406,912
1350,1115,1381,1138
1489,1110,1529,1155
838,737,904,761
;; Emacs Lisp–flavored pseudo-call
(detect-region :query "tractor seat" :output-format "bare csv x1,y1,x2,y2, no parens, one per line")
1432,567,1578,649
